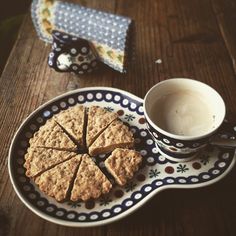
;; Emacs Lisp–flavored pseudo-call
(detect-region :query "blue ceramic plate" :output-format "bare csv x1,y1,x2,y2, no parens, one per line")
8,87,236,227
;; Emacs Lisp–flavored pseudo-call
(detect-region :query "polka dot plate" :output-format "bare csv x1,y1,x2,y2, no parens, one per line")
8,87,236,227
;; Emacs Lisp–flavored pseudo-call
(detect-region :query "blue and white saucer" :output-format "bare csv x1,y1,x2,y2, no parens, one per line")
8,87,236,227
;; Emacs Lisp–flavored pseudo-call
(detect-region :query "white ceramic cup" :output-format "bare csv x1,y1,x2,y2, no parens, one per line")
144,78,226,162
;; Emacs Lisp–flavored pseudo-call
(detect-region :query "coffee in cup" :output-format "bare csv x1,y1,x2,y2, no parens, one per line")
144,78,225,162
149,90,216,136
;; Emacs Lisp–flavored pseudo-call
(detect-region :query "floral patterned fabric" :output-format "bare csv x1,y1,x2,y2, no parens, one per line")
31,0,132,72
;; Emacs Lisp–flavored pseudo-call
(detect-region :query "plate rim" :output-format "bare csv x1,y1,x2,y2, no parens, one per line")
8,86,236,227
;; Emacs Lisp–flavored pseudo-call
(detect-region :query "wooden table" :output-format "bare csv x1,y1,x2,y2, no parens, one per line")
1,0,236,235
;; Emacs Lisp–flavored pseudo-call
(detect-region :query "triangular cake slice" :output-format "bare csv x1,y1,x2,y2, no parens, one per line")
24,147,77,178
70,154,112,201
86,106,118,147
89,120,134,156
35,155,82,202
105,148,142,186
54,105,85,147
29,119,77,151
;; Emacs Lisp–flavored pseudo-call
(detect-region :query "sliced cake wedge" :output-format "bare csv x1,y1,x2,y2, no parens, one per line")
89,120,134,156
29,119,77,151
70,154,112,201
24,147,77,178
54,105,85,148
105,148,142,186
35,155,82,202
86,106,118,147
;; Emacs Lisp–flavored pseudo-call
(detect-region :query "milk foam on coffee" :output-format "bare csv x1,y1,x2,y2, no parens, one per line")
150,90,216,136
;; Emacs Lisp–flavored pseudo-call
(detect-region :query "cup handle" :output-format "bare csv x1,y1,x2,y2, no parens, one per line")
210,136,236,148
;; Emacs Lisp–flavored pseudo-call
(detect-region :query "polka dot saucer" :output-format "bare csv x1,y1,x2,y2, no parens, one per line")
8,87,236,227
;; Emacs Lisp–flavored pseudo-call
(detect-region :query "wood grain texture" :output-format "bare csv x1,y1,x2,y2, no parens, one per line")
212,0,236,76
1,0,236,235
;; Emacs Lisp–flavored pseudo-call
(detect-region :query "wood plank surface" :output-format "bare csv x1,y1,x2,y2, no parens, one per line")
212,0,236,76
1,0,236,235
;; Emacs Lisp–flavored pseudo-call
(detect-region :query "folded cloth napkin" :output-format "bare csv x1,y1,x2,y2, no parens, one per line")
31,0,133,73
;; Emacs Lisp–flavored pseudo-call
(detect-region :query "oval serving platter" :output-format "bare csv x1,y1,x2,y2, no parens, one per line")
8,87,236,227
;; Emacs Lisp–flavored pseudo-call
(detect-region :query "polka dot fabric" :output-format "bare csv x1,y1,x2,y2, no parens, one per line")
9,87,236,227
31,0,133,72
